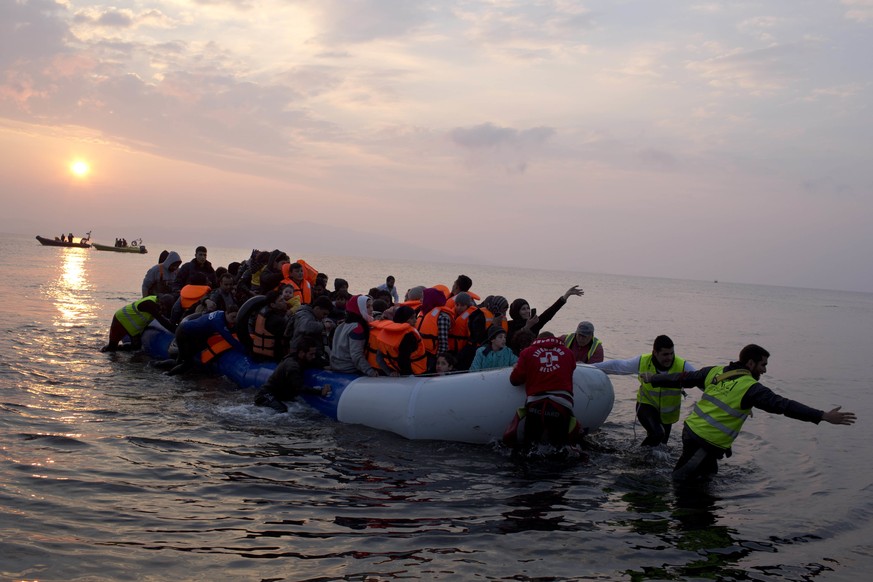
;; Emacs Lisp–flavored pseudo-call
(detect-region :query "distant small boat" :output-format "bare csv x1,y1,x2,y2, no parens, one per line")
92,240,148,254
36,233,91,248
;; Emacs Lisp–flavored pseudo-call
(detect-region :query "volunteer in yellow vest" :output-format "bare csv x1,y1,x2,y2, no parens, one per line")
643,344,856,482
594,335,695,454
101,295,175,352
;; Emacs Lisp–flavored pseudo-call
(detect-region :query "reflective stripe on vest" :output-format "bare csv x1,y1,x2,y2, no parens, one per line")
448,306,476,352
480,308,508,333
685,366,755,449
637,353,686,424
116,296,158,336
416,307,454,355
366,320,392,369
564,334,601,362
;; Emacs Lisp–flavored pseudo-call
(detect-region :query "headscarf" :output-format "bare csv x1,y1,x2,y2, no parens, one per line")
421,287,447,313
480,295,509,316
509,298,529,321
346,294,373,323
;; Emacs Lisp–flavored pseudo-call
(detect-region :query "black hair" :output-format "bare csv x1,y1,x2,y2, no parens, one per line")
312,296,334,311
455,275,472,292
739,344,770,364
653,335,674,352
196,245,207,254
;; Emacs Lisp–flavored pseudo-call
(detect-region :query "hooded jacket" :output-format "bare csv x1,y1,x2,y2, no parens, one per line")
141,250,182,297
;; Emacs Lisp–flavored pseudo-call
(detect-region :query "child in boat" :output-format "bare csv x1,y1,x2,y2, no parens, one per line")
435,353,456,375
469,326,518,371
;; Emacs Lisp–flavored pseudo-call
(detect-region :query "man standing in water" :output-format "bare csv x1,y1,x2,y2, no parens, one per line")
594,335,694,457
642,344,857,482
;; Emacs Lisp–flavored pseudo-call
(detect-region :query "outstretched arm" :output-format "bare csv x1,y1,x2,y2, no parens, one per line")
822,406,857,425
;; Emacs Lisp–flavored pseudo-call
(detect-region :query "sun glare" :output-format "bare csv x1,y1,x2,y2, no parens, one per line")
70,160,90,177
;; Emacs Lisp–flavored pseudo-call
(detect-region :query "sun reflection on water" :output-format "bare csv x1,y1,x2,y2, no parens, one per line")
46,249,97,329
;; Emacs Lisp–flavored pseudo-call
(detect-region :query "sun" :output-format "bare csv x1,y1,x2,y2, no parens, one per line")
70,160,91,178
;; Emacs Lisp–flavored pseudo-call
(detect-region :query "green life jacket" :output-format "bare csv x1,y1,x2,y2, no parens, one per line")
116,296,158,336
637,353,686,424
685,366,757,449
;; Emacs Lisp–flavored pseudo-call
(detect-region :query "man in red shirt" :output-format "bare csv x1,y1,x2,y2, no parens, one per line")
509,332,578,449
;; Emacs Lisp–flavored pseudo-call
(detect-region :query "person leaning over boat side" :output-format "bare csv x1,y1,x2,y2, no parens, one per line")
173,246,218,293
507,285,584,352
560,320,604,364
167,307,246,376
416,287,455,372
142,250,182,298
330,294,380,377
448,292,486,370
100,295,175,352
253,337,331,413
594,335,695,455
470,326,518,372
508,331,579,450
641,344,857,482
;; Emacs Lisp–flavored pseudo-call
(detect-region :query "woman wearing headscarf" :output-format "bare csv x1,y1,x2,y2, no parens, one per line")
330,294,379,377
507,285,584,353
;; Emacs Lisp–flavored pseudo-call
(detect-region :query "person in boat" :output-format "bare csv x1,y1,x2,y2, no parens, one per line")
508,331,579,451
478,295,509,333
435,353,457,375
312,274,330,302
372,305,428,376
249,289,291,361
376,275,400,304
470,326,518,371
169,274,212,326
255,250,289,294
279,283,302,314
560,321,604,364
173,246,218,293
209,272,237,312
330,294,379,377
370,297,389,320
236,250,271,300
284,295,334,363
445,274,477,310
641,344,857,482
167,307,245,376
141,250,182,298
59,234,65,242
506,285,584,352
594,335,695,456
330,289,350,323
330,278,349,300
68,232,74,243
253,337,332,413
416,287,455,372
448,292,487,370
281,261,312,305
100,295,175,352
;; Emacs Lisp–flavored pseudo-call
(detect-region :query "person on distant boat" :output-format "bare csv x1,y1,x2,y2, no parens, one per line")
253,337,332,413
376,275,400,304
507,285,584,352
470,326,518,372
330,294,379,377
560,321,604,364
507,331,579,451
141,250,182,298
642,344,857,482
100,295,175,352
68,232,74,243
173,246,218,293
59,234,65,242
416,287,455,371
594,335,695,456
167,307,246,376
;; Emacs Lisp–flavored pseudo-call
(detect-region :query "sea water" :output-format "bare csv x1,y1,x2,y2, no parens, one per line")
1,232,872,581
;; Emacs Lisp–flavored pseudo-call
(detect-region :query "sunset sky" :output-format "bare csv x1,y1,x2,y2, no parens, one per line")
2,0,872,292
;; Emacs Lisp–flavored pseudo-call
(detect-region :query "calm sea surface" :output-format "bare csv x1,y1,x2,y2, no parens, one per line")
1,232,871,581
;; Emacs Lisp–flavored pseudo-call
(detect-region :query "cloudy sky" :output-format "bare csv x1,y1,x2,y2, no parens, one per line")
2,0,872,292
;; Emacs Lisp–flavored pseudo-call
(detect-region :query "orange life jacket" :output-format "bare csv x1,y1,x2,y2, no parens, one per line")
445,291,480,311
251,310,276,357
200,332,238,364
180,285,211,309
375,322,427,375
479,308,509,333
416,306,455,355
295,258,319,286
365,320,392,369
448,306,477,352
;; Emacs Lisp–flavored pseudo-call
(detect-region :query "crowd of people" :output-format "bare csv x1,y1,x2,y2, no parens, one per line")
100,245,857,476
